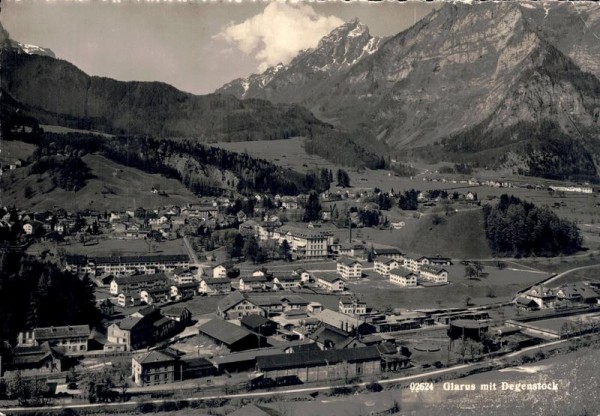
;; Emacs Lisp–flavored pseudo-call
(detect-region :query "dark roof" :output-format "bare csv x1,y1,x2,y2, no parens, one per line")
202,278,231,285
373,248,402,256
376,342,398,355
285,343,321,353
117,317,143,330
279,226,330,239
144,287,170,295
515,297,538,306
133,305,160,317
314,272,343,283
114,273,168,286
375,257,398,265
389,268,417,278
10,343,64,365
240,315,272,330
181,357,214,370
135,350,178,365
93,254,189,265
274,275,302,282
257,346,381,371
337,257,361,267
174,282,199,290
309,324,351,346
153,316,173,328
240,275,269,283
34,325,90,340
217,291,248,312
198,319,255,346
420,264,447,274
65,254,88,265
162,305,191,317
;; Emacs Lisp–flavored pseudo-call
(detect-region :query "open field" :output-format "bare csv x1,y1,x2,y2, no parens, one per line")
28,237,189,257
1,153,201,211
548,266,600,287
0,140,37,165
347,266,552,310
523,312,600,336
212,137,338,173
40,124,115,137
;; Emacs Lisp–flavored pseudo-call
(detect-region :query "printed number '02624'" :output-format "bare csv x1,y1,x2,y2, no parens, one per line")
410,383,434,392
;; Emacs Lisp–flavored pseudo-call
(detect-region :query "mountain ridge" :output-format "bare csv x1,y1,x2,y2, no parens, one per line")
217,2,600,181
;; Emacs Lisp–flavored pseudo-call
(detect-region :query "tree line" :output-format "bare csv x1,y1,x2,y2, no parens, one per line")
0,252,100,343
483,194,582,257
26,133,333,196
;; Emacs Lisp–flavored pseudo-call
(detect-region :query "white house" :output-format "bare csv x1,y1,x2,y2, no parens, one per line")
419,264,449,284
199,278,231,295
314,273,345,292
339,298,367,316
374,257,400,276
212,264,228,279
389,268,418,287
239,275,269,292
337,258,362,279
273,275,302,291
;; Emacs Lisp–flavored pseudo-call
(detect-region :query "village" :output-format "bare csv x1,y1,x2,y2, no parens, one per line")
1,177,600,412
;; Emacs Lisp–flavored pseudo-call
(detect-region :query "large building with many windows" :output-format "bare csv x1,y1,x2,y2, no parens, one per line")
66,254,189,277
274,226,333,259
18,325,90,354
132,350,178,386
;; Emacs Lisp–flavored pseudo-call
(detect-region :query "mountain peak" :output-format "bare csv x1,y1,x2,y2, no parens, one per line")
216,17,383,101
317,18,370,48
0,22,56,58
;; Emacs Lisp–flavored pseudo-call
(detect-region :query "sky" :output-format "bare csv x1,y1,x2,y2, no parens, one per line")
1,1,437,95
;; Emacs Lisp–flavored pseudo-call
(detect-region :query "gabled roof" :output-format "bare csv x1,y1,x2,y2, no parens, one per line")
309,324,351,346
114,273,168,286
389,268,417,278
132,305,160,318
526,285,555,298
256,346,381,371
373,248,402,256
337,257,361,267
375,257,398,265
202,278,232,285
198,319,255,346
153,316,173,328
314,272,343,284
162,305,191,317
240,314,272,330
240,275,269,283
274,275,302,282
34,325,90,340
135,349,178,365
217,291,248,312
117,317,144,330
94,254,189,265
420,264,447,274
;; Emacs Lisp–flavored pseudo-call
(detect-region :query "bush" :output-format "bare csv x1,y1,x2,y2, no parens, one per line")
135,402,156,413
366,382,383,392
330,386,354,396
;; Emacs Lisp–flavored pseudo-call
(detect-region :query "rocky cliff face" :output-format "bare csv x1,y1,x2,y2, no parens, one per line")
216,19,385,103
312,3,599,147
217,2,600,180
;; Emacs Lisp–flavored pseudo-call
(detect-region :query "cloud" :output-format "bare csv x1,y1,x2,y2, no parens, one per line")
217,3,344,72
